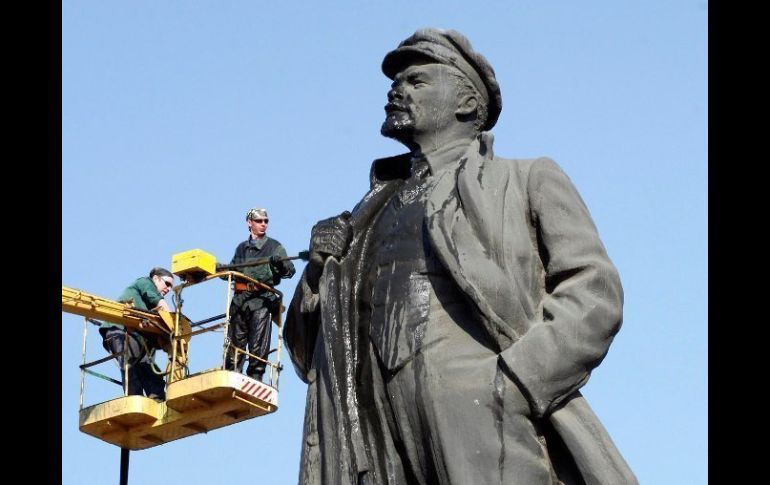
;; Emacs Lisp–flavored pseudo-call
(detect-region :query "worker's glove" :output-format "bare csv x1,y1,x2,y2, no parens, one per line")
269,255,284,272
306,211,352,292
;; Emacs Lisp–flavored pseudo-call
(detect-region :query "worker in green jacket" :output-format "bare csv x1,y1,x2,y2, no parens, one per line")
99,267,175,400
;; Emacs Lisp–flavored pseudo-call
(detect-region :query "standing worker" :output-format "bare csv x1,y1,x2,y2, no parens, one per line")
222,207,296,382
99,267,175,401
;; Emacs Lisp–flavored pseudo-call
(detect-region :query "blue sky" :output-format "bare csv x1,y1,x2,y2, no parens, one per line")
62,1,707,484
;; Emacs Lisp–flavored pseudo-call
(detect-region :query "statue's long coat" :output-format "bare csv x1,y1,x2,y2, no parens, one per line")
285,134,637,484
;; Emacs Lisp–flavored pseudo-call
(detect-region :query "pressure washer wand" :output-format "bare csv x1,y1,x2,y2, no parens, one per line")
216,250,310,272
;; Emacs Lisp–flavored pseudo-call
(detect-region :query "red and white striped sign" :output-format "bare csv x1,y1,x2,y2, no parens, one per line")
234,375,277,405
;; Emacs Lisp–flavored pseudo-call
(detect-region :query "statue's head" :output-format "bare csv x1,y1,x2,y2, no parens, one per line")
380,28,502,149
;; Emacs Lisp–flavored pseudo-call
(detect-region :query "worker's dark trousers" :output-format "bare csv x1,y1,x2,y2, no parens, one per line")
225,304,272,381
102,329,166,400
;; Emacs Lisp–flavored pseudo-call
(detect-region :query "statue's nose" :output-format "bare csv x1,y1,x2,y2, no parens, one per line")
387,87,403,102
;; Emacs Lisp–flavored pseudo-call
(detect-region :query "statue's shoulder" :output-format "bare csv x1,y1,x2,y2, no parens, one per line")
475,156,561,198
488,155,561,177
490,154,553,166
473,133,553,177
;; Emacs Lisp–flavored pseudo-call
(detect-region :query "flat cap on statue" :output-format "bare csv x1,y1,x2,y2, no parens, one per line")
381,28,503,130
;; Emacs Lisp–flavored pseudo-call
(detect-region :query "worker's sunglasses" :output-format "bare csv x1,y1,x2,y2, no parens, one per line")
161,278,174,288
251,218,269,224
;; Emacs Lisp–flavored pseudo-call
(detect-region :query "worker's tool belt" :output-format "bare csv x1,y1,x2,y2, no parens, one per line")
234,281,262,293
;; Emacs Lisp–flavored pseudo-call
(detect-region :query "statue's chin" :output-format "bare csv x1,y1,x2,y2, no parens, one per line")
381,116,414,142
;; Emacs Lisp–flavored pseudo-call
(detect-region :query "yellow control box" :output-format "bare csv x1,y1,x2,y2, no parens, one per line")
171,249,217,280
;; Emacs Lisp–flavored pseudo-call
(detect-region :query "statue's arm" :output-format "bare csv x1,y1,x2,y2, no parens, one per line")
498,158,624,418
284,211,353,383
284,271,321,383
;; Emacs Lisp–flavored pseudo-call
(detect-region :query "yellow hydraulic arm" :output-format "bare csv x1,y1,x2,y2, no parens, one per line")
62,285,176,335
62,285,192,381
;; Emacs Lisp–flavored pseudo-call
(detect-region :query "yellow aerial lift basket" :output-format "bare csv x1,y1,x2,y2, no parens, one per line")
63,249,289,450
78,371,278,450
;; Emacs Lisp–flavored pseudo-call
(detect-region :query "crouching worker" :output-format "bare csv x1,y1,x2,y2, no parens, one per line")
99,267,175,401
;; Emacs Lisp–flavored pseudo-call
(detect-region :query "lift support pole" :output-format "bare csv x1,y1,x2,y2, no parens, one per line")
120,448,130,485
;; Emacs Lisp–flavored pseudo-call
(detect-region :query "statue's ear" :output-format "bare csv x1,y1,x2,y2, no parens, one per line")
455,94,478,117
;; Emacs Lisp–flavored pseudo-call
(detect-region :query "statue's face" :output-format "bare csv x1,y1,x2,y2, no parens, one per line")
381,62,460,146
